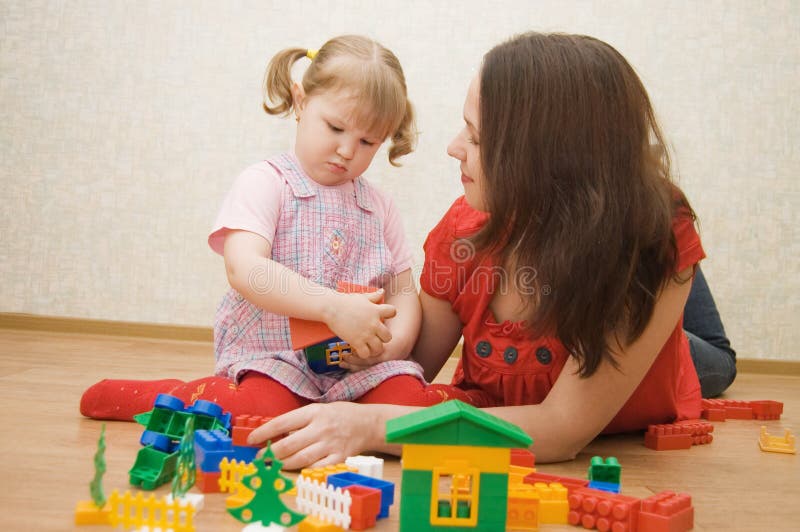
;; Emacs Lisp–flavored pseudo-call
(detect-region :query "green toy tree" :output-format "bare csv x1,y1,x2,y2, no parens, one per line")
89,423,107,508
171,416,196,499
227,443,306,527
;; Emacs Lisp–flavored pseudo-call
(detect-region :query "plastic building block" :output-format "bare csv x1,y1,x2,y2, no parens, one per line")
74,499,111,525
507,484,539,531
107,489,195,532
645,420,713,451
233,444,260,463
129,445,178,490
298,515,345,531
135,394,230,437
638,491,693,532
530,482,568,524
344,485,382,530
304,340,351,374
758,426,796,454
346,455,384,478
194,429,235,472
510,448,536,468
171,417,197,500
141,429,178,453
195,469,222,493
219,457,257,508
588,456,621,484
750,400,783,420
588,480,621,493
567,487,641,531
289,282,379,350
75,424,111,525
700,398,753,420
227,444,306,527
326,472,395,519
300,463,360,484
674,420,714,445
508,464,536,486
232,414,274,446
385,400,532,448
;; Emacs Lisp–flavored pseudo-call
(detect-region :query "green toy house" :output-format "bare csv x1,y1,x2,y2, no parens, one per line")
386,400,533,532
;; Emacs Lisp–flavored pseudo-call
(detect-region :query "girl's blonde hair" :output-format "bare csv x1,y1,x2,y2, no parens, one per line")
263,35,416,166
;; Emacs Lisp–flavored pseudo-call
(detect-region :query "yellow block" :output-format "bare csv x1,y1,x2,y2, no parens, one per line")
508,464,536,485
759,426,796,454
74,500,111,525
402,444,509,473
298,515,345,531
530,482,568,524
507,486,539,530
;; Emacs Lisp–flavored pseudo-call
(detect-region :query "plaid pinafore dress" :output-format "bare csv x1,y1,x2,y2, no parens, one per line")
213,153,424,401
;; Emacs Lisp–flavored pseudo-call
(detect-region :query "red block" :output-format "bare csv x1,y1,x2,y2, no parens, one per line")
638,491,694,532
510,448,536,468
701,399,753,420
231,414,274,447
567,487,641,532
644,425,693,451
674,419,714,445
345,485,381,530
750,400,783,420
195,469,222,493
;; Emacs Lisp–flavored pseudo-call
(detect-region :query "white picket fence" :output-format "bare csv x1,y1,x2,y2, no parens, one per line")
295,476,352,529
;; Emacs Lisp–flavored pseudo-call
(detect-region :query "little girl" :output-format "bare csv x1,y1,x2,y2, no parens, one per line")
81,35,447,421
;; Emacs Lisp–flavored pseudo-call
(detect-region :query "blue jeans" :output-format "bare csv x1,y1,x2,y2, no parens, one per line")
684,267,737,398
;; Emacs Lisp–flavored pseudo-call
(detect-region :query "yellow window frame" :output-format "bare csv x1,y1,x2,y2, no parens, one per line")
325,341,350,366
429,463,480,526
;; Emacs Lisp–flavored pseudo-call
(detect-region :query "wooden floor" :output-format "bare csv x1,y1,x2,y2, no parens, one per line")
0,329,797,531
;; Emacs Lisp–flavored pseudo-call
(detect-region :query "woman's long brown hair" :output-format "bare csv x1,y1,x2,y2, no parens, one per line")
474,32,694,377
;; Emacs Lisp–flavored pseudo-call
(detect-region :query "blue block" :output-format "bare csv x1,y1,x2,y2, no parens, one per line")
588,480,621,493
194,429,234,472
327,471,395,518
232,444,259,463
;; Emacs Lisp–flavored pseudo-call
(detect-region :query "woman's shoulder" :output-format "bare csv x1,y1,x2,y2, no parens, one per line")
427,196,489,246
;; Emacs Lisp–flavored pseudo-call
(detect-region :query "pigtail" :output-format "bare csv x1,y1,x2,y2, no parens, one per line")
387,99,417,166
262,47,309,116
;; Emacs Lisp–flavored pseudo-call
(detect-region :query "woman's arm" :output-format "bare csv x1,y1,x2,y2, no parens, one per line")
224,230,396,357
413,289,464,381
488,267,695,462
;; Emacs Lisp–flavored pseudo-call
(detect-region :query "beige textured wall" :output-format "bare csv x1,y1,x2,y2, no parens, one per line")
1,1,797,360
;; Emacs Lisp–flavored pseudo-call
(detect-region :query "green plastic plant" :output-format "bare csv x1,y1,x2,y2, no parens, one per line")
89,423,107,508
171,416,196,499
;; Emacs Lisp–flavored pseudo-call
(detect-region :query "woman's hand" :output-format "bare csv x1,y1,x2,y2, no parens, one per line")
247,402,383,470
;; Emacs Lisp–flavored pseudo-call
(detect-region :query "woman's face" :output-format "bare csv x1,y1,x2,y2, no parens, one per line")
447,74,487,211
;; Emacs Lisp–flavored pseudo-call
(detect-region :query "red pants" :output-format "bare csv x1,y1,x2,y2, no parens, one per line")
80,372,478,421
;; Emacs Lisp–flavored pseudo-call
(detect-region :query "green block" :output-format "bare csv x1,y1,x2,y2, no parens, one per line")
401,469,432,496
588,456,621,484
129,445,178,490
386,400,532,448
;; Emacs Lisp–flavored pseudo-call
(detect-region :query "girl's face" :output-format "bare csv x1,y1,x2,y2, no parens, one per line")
447,74,487,211
292,85,385,186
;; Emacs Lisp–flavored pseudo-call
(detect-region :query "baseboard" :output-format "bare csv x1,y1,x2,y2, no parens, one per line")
736,358,800,376
0,313,213,342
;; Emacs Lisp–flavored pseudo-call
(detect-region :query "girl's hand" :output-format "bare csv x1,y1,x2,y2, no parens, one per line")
340,337,408,371
324,290,396,358
247,403,380,470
